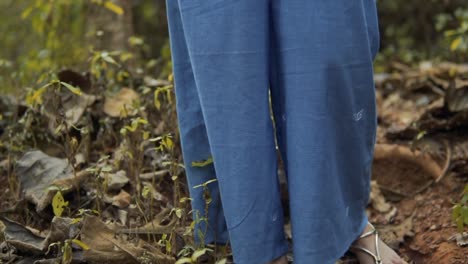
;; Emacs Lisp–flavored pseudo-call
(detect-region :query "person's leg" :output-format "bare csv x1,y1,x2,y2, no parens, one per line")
165,0,229,246
269,0,379,263
171,0,289,263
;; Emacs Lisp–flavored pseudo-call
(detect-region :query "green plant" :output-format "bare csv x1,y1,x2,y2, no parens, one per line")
151,133,182,256
435,6,468,64
175,247,213,264
452,184,468,232
192,179,217,248
46,238,89,264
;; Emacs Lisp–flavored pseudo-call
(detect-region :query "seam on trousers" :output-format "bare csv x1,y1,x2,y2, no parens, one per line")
226,196,257,230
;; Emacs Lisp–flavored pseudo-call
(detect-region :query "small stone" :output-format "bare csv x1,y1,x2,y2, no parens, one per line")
103,170,129,191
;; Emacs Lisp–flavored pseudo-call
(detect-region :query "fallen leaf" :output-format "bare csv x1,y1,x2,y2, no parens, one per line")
16,150,90,212
112,190,131,208
80,214,174,264
103,88,140,117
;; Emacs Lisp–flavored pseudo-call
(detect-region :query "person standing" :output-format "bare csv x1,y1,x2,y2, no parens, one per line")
165,0,408,263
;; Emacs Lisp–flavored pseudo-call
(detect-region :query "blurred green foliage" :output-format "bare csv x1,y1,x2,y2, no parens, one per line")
376,0,467,67
0,0,467,93
0,0,87,93
0,0,170,94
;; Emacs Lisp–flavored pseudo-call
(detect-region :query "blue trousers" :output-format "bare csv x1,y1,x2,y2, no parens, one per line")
165,0,380,263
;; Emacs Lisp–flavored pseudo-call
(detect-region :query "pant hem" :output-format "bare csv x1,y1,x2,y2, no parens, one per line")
234,238,289,264
327,211,369,264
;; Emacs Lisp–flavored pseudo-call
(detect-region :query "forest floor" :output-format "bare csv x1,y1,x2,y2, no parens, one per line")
336,62,468,264
0,62,467,264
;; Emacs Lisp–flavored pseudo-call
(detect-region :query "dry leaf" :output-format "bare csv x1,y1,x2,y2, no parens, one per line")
103,88,139,117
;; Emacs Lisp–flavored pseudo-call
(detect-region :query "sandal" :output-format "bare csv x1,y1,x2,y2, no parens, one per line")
349,222,383,264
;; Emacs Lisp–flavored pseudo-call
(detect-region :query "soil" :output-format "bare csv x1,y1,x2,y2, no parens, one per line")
396,171,468,264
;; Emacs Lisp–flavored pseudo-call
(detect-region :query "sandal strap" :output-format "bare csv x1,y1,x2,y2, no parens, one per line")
357,222,378,238
350,244,383,264
358,228,378,239
350,222,383,264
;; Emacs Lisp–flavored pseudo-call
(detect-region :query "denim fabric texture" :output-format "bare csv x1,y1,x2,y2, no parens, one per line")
165,0,380,263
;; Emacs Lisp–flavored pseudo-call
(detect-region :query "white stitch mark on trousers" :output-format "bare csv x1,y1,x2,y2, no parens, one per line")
353,109,364,121
272,210,278,221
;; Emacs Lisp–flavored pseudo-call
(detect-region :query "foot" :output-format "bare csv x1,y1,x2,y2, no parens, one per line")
267,255,287,264
349,222,408,264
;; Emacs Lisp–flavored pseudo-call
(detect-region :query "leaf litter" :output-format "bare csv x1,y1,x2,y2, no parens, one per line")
0,63,467,263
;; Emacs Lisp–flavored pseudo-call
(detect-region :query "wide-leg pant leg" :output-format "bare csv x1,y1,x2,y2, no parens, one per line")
168,0,289,263
165,0,230,246
269,0,380,263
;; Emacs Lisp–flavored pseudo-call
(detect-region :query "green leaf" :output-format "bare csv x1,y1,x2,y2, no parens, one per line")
72,239,90,250
462,206,468,225
60,82,82,96
450,37,462,51
70,217,82,224
53,123,65,135
101,166,113,172
104,1,124,15
52,191,69,217
101,53,120,66
62,240,73,264
175,208,183,218
174,257,192,264
136,118,148,124
462,194,468,204
166,239,172,254
456,216,463,232
444,29,457,37
26,84,48,106
416,130,426,140
204,179,217,185
142,185,150,199
215,259,227,264
165,137,174,150
21,6,34,20
193,179,218,189
191,156,213,167
167,89,173,103
128,36,144,46
154,89,161,110
192,248,210,261
180,197,192,203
